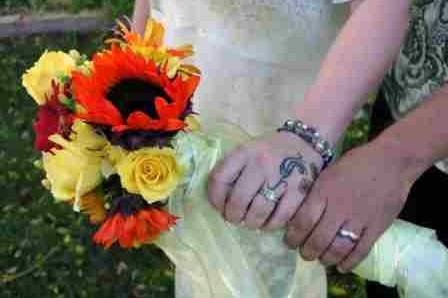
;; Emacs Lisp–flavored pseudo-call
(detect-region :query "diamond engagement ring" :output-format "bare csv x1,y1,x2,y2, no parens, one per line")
258,185,281,203
337,229,360,243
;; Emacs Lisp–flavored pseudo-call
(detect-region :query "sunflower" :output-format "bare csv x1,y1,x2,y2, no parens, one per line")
71,46,200,134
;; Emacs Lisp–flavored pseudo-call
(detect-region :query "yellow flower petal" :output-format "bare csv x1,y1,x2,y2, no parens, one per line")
22,51,77,105
117,148,183,203
166,57,181,79
185,116,201,132
43,150,102,201
143,19,165,47
179,64,201,76
43,121,107,202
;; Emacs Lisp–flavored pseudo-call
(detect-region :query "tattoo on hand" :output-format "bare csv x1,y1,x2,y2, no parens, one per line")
298,178,313,196
267,152,309,192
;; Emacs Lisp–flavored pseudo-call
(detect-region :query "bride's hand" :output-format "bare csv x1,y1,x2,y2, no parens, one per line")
207,131,323,230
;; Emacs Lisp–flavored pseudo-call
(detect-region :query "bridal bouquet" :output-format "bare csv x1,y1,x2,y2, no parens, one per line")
22,18,448,298
22,19,201,249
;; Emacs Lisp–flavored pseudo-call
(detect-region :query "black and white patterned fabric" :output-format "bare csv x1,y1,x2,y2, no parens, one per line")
381,0,448,171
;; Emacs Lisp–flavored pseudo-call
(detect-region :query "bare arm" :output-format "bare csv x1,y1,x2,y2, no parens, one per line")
375,84,448,173
295,0,410,146
349,0,365,12
132,0,151,35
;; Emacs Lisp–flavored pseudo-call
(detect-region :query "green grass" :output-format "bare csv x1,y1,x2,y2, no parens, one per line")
342,108,371,153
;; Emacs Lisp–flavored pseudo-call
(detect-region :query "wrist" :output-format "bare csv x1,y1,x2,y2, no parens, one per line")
293,88,362,147
371,133,433,180
277,119,335,169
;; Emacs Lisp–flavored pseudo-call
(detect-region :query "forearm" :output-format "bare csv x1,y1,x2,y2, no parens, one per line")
374,84,448,175
295,0,410,146
132,0,151,35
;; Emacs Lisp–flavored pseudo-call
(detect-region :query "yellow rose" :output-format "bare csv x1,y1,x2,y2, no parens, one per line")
22,51,77,105
43,121,107,202
117,148,183,203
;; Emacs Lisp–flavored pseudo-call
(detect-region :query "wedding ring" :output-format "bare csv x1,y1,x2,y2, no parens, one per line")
258,185,281,203
337,229,360,243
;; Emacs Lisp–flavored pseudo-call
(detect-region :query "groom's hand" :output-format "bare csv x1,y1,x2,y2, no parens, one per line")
284,140,426,272
207,132,323,230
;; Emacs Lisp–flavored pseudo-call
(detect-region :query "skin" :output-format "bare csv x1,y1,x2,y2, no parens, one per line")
208,132,323,230
132,0,151,35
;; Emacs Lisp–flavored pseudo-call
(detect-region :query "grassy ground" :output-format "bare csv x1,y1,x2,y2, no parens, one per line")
0,2,371,297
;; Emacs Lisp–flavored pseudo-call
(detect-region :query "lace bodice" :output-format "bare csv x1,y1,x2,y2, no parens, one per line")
154,0,349,136
158,0,347,66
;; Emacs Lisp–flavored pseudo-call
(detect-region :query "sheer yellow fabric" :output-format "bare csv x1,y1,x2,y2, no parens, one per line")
156,122,448,298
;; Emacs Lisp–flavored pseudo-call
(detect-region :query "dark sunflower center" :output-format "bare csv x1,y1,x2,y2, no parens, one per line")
106,79,170,119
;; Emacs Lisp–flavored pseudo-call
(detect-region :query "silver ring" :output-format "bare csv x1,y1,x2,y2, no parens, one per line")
337,229,360,242
258,185,281,203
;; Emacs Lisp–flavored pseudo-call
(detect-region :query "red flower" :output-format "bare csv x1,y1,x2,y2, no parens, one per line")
93,208,177,248
71,47,200,133
33,81,73,152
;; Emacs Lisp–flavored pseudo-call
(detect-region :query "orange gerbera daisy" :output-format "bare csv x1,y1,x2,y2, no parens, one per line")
71,46,200,133
93,207,177,248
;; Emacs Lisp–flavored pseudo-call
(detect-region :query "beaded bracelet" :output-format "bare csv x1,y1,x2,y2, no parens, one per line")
277,119,335,169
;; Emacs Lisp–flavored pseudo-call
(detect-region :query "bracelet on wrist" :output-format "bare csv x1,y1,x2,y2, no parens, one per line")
277,119,335,169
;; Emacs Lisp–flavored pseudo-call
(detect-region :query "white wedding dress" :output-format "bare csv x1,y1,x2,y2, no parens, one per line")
148,1,448,297
157,0,349,136
151,1,350,297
